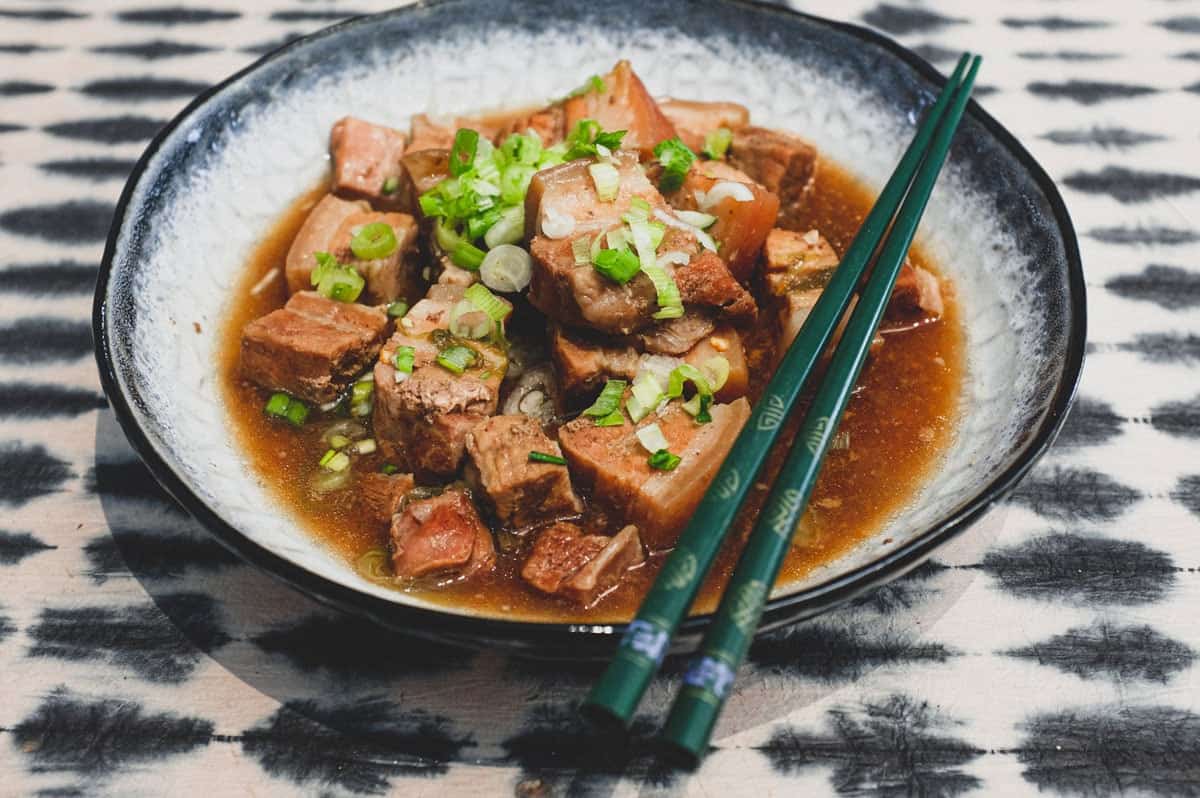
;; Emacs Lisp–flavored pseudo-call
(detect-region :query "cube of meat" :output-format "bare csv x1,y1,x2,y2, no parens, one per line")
728,126,818,225
682,328,750,403
521,522,645,606
764,228,839,351
665,160,779,283
563,60,677,158
525,150,661,241
329,116,409,208
673,249,757,323
464,415,583,528
634,312,715,356
240,291,388,404
558,398,751,548
357,471,415,527
285,194,420,304
658,98,750,153
890,262,945,319
408,113,458,152
389,488,495,580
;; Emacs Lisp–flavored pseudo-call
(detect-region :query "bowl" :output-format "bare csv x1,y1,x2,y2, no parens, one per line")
94,0,1085,657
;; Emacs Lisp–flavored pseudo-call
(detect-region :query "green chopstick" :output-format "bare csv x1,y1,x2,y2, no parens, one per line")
660,55,983,765
582,53,974,730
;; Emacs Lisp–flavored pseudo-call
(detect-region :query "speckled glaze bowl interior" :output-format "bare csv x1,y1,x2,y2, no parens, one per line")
95,0,1084,656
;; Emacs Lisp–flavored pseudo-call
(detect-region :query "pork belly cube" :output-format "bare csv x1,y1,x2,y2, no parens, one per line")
329,116,409,208
728,126,818,224
890,262,945,319
240,291,388,404
285,194,367,294
408,113,457,152
673,249,757,323
634,312,716,356
659,98,750,153
681,327,750,403
666,161,779,283
521,522,644,605
529,235,656,335
763,228,839,350
525,150,661,240
464,415,583,528
358,471,415,527
563,60,677,158
558,398,751,548
389,488,495,580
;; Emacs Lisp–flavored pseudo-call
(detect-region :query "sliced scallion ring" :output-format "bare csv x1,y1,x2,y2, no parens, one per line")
635,423,670,454
350,222,398,260
478,244,532,293
583,379,627,419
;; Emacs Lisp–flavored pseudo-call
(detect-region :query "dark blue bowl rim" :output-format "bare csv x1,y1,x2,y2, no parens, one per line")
93,0,1086,657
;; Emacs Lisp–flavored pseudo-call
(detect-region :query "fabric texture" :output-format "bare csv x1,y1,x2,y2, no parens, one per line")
1,1,1198,795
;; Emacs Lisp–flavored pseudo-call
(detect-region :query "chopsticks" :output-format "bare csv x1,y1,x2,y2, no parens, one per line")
583,53,982,759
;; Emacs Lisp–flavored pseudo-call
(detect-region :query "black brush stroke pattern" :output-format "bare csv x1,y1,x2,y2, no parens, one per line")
0,200,114,243
750,622,953,680
0,261,98,295
0,318,93,364
252,613,473,678
1041,127,1165,149
115,7,241,25
1150,395,1200,439
38,158,135,181
1003,17,1108,31
0,122,24,133
77,75,208,102
0,383,106,417
85,460,183,511
0,442,73,507
13,688,213,774
0,606,14,644
909,43,959,65
860,4,964,35
853,559,949,614
1186,82,1200,96
1177,50,1200,61
1028,80,1157,105
242,698,472,793
1054,397,1124,449
1116,333,1200,364
1157,16,1200,35
980,533,1176,605
28,593,230,683
44,115,164,144
1106,264,1200,310
503,704,673,795
758,694,983,795
1087,225,1198,246
1064,166,1200,203
239,32,305,56
0,43,60,54
83,528,239,583
1008,466,1141,521
1018,50,1120,62
0,529,56,564
269,9,362,22
1006,622,1195,683
1173,474,1200,518
0,8,86,21
0,80,54,96
1017,705,1200,794
90,40,215,59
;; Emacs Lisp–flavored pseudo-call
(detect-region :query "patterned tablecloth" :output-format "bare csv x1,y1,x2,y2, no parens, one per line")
2,0,1198,795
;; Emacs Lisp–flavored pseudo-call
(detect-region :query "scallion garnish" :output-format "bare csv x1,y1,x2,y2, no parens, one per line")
393,346,415,374
465,282,514,323
436,344,477,375
653,136,696,193
562,74,606,100
528,451,568,466
319,448,351,472
565,119,627,160
583,379,627,419
628,219,681,318
381,175,400,195
702,127,733,160
625,372,665,423
264,392,309,427
449,128,480,177
682,391,713,423
588,162,620,202
635,423,670,454
592,247,641,284
451,241,486,269
310,251,364,303
386,301,409,318
667,363,713,399
381,463,399,475
350,222,397,260
350,377,374,418
595,410,625,427
648,449,682,471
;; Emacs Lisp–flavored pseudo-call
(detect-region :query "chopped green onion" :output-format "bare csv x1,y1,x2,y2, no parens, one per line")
528,451,568,466
465,281,514,322
393,346,415,374
436,344,477,375
588,162,620,201
572,235,594,265
702,127,733,160
466,206,503,241
629,219,682,318
483,205,525,249
451,241,486,269
319,449,351,472
449,128,479,177
381,175,400,195
565,119,627,160
500,131,543,166
621,197,652,224
595,129,626,151
667,363,712,399
595,409,625,427
350,377,374,417
682,391,713,423
648,449,681,470
380,463,399,475
351,438,377,455
653,136,696,193
310,251,337,286
675,210,717,229
700,355,731,392
625,372,665,423
583,379,627,418
386,301,409,318
635,422,670,454
311,251,364,303
350,222,398,260
329,433,351,449
264,392,309,427
500,164,535,205
592,247,641,284
563,74,606,100
449,300,493,340
478,244,532,293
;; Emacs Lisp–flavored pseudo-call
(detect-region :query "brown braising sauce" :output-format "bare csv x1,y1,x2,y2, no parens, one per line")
219,159,963,622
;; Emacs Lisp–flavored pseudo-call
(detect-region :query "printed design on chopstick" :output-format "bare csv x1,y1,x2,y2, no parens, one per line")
83,527,240,583
755,392,786,431
758,694,984,794
714,467,741,500
729,578,769,632
1007,466,1141,521
1106,264,1200,310
1004,622,1196,683
804,416,830,454
660,550,698,590
0,442,74,507
768,488,805,538
0,529,55,565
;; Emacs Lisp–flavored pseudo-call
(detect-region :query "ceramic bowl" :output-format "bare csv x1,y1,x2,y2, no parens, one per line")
94,0,1085,657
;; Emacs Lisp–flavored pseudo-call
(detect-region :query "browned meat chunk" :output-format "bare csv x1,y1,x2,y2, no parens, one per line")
635,312,715,356
528,235,657,335
891,262,945,319
764,228,839,352
673,250,757,323
240,291,387,404
682,328,750,403
389,488,494,579
659,98,750,153
525,151,660,240
358,471,415,527
464,415,582,528
285,193,366,294
558,398,751,548
399,148,451,209
408,114,457,152
520,522,645,605
728,126,818,225
563,60,677,158
329,116,409,208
